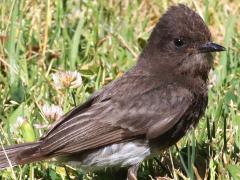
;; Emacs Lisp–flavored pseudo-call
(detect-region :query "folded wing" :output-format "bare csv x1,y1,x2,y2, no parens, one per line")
19,75,194,160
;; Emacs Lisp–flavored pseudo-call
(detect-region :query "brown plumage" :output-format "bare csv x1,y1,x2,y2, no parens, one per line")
0,4,225,179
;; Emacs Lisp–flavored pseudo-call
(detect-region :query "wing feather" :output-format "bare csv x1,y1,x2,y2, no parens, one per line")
37,75,193,157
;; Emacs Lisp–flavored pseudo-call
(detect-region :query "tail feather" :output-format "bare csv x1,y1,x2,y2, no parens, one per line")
0,142,41,170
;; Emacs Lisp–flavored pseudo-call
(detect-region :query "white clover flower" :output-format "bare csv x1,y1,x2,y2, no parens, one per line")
52,71,82,90
41,104,64,121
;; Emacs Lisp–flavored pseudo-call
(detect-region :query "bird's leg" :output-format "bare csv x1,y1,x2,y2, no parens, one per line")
127,163,140,180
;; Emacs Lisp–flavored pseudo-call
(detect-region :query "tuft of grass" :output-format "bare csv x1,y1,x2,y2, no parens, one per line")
0,0,240,179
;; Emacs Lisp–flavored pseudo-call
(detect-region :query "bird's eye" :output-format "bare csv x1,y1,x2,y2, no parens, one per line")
174,38,184,47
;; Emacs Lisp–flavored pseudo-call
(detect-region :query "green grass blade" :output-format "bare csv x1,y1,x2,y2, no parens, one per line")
70,18,85,70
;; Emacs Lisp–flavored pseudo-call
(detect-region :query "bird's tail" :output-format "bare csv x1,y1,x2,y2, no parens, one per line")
0,142,45,170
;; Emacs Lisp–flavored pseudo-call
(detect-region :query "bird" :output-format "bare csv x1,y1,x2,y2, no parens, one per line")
0,4,225,180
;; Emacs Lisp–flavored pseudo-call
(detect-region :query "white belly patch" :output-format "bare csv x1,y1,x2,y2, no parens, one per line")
66,140,150,169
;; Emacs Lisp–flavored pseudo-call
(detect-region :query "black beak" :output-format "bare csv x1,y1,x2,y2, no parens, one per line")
198,42,225,53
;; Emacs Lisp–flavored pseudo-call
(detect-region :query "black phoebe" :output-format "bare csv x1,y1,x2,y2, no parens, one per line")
0,4,225,180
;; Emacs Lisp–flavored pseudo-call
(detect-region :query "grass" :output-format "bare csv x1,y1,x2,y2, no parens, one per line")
0,0,240,179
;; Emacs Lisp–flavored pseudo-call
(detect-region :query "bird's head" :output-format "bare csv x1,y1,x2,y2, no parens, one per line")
140,4,225,81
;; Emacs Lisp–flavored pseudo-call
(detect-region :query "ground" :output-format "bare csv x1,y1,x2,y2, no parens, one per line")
0,0,239,179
